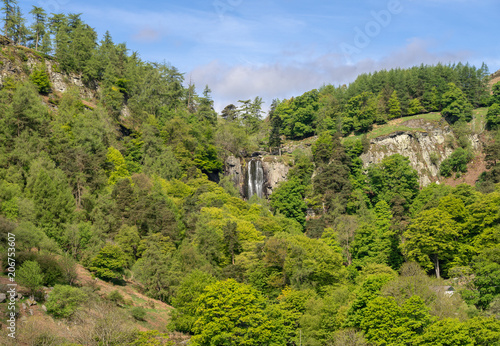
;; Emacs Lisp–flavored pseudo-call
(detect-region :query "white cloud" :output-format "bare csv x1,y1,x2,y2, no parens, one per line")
190,39,472,112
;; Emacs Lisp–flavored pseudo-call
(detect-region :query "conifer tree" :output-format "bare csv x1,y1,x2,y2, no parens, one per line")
388,90,402,119
29,6,46,51
1,0,17,40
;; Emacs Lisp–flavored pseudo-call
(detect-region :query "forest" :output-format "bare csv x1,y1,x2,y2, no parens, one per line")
1,2,500,345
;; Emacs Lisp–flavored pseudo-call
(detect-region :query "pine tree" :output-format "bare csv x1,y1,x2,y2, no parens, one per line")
388,90,402,119
268,99,282,152
12,6,27,45
1,0,17,40
29,6,46,51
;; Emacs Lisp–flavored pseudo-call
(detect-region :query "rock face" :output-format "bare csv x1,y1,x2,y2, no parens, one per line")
360,118,466,186
0,38,98,100
225,155,244,195
225,154,289,199
261,157,289,196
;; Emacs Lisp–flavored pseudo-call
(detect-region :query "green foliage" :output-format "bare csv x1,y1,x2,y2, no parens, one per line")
408,98,425,115
388,90,402,119
106,146,130,185
401,208,461,278
169,270,216,333
270,179,307,227
418,318,474,346
486,103,500,130
275,90,319,139
30,67,51,93
367,154,419,209
131,306,147,321
462,247,500,310
440,148,473,177
190,279,284,345
89,243,128,281
17,260,44,293
130,330,174,346
441,82,473,123
360,295,433,345
45,284,88,319
344,274,395,328
108,290,126,306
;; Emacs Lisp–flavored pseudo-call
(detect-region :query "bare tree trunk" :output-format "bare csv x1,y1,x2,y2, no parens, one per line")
435,255,440,278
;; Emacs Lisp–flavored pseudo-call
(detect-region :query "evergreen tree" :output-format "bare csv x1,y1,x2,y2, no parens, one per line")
388,90,402,119
1,0,17,40
197,85,217,125
268,99,282,152
441,82,473,123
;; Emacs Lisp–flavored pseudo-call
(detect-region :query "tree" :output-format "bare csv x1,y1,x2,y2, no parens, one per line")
169,270,216,333
441,83,473,123
1,0,17,40
197,85,217,125
367,154,419,210
89,244,128,281
439,148,473,177
17,260,44,295
45,284,88,319
106,147,130,185
401,208,461,278
270,178,307,227
29,6,46,51
462,247,500,310
268,99,282,151
388,91,402,119
115,224,140,267
418,319,474,346
407,98,425,115
223,221,241,265
221,104,238,121
190,279,284,345
486,103,500,130
30,67,51,94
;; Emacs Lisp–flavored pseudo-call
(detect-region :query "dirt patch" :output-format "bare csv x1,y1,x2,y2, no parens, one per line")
441,152,487,187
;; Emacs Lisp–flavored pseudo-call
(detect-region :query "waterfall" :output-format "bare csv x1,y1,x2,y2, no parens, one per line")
247,159,264,199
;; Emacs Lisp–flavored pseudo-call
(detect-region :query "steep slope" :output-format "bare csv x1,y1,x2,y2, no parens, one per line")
360,111,486,186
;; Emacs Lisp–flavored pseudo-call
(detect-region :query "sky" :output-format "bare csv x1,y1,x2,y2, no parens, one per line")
21,0,500,112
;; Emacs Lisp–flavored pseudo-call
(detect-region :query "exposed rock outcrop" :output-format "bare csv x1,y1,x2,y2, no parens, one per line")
360,118,480,186
224,154,289,199
0,38,98,99
262,157,289,196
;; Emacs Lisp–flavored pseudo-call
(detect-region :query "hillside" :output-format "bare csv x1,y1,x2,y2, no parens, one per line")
0,13,500,345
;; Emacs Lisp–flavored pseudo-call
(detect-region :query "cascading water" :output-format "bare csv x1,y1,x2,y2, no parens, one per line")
247,159,264,199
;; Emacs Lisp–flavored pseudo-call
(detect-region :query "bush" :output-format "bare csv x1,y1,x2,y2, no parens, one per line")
30,68,51,94
440,148,473,177
89,244,127,282
17,260,44,294
45,285,88,319
130,306,147,321
108,290,126,306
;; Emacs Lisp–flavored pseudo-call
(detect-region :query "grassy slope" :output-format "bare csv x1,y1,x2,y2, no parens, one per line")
0,261,188,344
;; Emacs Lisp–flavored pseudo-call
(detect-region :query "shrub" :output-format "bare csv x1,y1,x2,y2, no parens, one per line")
130,306,147,321
45,285,88,319
439,148,473,177
30,68,51,94
17,260,44,294
108,290,126,306
89,244,127,282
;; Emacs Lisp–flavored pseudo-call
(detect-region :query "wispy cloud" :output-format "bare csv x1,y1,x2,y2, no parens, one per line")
191,39,472,112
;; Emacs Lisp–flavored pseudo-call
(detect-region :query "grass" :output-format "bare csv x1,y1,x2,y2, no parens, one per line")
471,107,487,133
367,125,426,139
344,112,442,141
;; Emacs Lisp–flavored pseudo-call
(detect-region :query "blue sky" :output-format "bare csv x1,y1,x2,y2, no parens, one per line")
21,0,500,111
